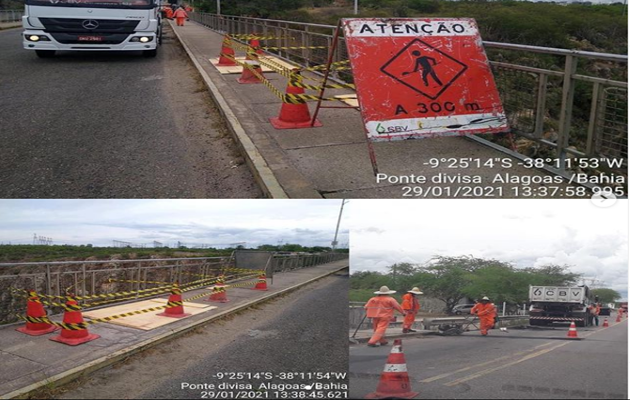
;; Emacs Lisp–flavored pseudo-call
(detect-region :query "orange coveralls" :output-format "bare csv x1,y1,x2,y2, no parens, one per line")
471,302,496,336
364,296,405,345
401,293,420,331
173,9,188,26
164,8,173,19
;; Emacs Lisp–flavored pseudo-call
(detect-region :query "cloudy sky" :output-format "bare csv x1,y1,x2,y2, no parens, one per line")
0,200,349,249
350,200,628,300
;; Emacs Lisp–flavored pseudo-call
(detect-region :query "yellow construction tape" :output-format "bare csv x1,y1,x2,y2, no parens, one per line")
229,34,294,40
223,53,346,104
107,278,171,285
263,46,329,51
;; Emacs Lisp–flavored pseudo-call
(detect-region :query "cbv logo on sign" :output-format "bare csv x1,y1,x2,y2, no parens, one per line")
343,18,509,141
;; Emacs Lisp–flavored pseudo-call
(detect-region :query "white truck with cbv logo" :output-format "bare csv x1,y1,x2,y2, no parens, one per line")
528,285,592,327
22,0,162,58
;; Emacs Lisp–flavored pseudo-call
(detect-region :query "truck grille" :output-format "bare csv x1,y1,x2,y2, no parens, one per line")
38,18,140,45
38,18,139,34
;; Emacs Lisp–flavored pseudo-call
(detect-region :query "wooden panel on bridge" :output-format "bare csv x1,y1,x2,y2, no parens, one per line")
83,299,217,331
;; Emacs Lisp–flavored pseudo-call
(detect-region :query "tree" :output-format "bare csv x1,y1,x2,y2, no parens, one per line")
523,264,581,286
387,262,417,290
591,288,622,304
411,256,482,313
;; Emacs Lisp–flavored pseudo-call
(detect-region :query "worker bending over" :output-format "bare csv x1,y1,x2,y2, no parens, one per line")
364,286,406,347
401,287,423,333
471,296,497,336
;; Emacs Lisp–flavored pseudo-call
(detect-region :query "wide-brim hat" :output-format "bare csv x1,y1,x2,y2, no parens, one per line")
374,286,396,295
408,287,423,295
481,296,490,301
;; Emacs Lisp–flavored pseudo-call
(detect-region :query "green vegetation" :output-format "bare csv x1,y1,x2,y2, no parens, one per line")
0,244,345,263
591,288,622,304
351,256,583,313
0,0,22,10
198,0,627,54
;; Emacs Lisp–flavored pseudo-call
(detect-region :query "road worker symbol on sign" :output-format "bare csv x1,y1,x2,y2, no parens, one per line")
380,38,468,100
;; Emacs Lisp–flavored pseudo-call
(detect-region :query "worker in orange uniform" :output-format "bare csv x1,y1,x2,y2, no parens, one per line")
173,6,188,26
364,286,406,347
471,296,497,336
401,287,423,333
164,7,174,19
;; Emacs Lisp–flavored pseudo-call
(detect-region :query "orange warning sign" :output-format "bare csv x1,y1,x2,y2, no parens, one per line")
343,18,509,141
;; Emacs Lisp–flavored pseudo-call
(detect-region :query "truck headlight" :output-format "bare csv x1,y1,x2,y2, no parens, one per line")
130,36,153,43
26,35,50,42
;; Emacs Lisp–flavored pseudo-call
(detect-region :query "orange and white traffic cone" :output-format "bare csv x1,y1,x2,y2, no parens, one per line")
157,283,191,318
217,34,237,66
365,339,418,399
252,273,268,291
16,290,59,336
49,296,100,346
566,321,579,339
603,318,609,327
270,73,322,129
207,286,229,303
616,312,622,323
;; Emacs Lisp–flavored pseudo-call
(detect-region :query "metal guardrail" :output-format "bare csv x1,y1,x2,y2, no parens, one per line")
190,12,628,173
0,10,22,24
0,252,347,324
269,252,347,273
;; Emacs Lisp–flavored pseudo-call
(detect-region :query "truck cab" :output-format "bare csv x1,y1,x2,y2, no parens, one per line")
22,0,162,58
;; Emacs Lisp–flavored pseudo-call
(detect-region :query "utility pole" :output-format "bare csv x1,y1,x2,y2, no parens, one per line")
217,0,221,15
332,199,348,251
354,0,358,15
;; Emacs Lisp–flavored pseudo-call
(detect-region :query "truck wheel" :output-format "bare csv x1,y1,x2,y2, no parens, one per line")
143,49,158,58
36,50,56,58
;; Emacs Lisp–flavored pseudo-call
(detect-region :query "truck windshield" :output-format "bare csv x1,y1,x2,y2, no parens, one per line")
25,0,154,9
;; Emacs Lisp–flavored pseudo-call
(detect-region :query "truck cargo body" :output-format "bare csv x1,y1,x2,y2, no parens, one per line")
528,286,591,327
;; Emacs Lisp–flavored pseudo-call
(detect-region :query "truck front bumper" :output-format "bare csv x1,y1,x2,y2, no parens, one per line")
23,30,158,51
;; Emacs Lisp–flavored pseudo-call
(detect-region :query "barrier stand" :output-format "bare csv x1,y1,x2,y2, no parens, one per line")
49,295,100,346
270,70,323,129
237,47,264,84
218,34,237,66
252,273,269,291
16,290,59,336
207,286,229,303
157,283,191,318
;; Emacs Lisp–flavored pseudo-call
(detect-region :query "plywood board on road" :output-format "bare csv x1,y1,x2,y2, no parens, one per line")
335,94,359,108
83,299,217,331
210,56,298,74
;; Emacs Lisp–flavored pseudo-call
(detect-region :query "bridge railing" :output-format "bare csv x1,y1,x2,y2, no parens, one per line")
190,12,628,173
269,252,348,273
0,10,22,23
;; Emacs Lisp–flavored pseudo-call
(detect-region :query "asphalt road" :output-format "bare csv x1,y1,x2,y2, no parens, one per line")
0,26,261,198
350,320,628,399
59,272,349,399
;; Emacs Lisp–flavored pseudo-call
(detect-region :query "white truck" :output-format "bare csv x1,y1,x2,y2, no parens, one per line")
528,285,592,327
22,0,162,58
